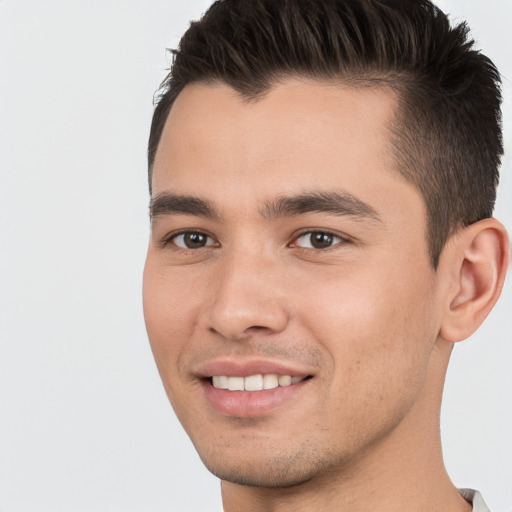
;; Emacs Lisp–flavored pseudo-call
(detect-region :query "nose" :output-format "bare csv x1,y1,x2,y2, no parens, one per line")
203,251,290,341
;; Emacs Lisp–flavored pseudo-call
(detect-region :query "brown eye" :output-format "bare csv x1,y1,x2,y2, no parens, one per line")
172,232,216,249
310,232,334,249
294,231,343,249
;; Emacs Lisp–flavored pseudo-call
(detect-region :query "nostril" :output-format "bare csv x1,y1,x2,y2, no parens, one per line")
208,324,274,341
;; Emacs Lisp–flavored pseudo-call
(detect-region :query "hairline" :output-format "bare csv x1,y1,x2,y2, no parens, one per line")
148,73,408,184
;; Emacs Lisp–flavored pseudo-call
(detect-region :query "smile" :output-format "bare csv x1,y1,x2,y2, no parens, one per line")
212,374,306,391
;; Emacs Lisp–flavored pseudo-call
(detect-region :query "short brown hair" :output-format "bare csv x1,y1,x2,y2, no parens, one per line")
148,0,503,267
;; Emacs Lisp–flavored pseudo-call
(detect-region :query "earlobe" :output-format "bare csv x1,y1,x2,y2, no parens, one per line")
439,218,510,343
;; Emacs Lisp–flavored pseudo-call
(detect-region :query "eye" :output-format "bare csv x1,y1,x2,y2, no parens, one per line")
292,231,345,250
170,231,217,249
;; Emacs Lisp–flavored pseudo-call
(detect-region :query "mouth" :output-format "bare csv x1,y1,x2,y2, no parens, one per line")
197,362,314,417
210,373,312,391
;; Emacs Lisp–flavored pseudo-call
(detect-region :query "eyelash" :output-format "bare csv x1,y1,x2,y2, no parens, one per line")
289,230,349,251
161,230,218,250
160,229,350,252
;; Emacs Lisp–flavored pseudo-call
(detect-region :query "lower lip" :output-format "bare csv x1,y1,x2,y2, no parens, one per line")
202,379,310,417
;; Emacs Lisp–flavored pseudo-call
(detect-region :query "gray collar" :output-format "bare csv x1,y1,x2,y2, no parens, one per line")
459,489,491,512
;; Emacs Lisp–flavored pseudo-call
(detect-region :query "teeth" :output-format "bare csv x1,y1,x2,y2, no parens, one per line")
263,374,279,389
278,375,291,387
212,374,306,391
244,374,263,391
212,375,229,389
227,376,244,391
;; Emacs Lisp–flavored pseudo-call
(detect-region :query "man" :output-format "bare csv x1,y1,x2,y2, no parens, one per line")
142,0,510,510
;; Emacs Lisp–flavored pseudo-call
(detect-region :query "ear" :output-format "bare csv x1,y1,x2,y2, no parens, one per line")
439,218,510,343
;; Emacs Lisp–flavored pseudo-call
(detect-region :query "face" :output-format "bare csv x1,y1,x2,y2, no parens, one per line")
143,80,443,487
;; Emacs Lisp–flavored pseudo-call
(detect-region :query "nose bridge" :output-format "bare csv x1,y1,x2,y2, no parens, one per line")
204,245,289,340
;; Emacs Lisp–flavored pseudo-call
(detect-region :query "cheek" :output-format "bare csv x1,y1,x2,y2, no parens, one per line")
142,258,198,388
296,261,438,419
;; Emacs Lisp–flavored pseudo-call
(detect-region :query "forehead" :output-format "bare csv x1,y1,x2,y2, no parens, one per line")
154,80,396,177
151,80,420,224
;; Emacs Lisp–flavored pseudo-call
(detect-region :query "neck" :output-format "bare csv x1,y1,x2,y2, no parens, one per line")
221,339,472,512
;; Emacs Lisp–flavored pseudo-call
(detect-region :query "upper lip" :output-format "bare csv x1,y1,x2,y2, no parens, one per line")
193,358,314,379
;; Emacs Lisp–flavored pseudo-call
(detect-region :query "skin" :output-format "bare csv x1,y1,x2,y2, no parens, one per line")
143,80,509,512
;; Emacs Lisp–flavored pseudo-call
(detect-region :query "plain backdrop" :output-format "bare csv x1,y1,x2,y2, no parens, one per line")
0,1,510,511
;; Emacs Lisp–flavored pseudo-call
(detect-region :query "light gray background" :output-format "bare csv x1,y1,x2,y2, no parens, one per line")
0,1,510,511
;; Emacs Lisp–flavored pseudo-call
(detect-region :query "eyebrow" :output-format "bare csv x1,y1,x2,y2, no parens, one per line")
149,190,381,223
260,191,381,222
150,192,220,220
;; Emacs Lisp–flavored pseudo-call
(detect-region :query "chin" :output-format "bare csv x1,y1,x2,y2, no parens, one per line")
196,439,341,489
205,462,319,489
